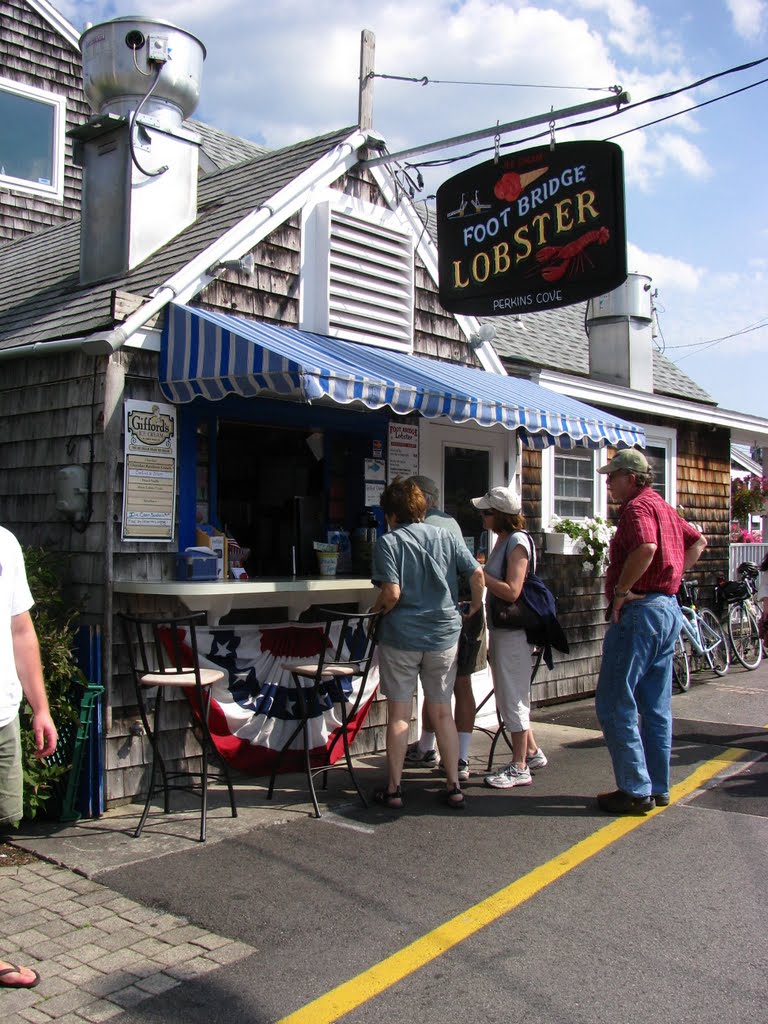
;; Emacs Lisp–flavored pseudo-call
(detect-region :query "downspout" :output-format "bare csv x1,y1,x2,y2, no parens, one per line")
100,353,125,735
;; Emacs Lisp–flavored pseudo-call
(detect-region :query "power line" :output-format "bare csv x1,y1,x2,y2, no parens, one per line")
371,72,619,93
668,318,768,362
406,55,768,174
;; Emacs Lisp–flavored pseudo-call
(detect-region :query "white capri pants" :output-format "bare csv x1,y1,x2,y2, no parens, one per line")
487,628,534,732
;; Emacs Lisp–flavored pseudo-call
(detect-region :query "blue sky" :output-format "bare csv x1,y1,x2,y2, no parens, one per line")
60,0,768,419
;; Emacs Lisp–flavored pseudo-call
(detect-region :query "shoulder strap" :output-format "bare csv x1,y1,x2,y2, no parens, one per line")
502,530,536,578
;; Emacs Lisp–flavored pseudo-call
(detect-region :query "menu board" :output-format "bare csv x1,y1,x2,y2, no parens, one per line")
387,423,419,482
122,400,177,540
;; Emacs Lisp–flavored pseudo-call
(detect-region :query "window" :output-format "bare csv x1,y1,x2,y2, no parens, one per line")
0,78,65,200
641,426,677,503
301,192,414,350
554,446,596,518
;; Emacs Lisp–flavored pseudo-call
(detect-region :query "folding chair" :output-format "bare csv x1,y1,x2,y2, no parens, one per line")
266,608,381,818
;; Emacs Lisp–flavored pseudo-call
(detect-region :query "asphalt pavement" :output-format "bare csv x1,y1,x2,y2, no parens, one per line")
3,656,766,1024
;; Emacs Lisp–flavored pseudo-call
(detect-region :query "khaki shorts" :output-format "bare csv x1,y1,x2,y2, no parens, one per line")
377,643,459,704
0,715,23,827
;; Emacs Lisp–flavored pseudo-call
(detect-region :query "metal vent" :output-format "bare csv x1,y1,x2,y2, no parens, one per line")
327,210,414,348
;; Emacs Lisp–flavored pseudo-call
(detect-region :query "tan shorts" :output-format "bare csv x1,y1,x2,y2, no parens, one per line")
377,643,459,704
0,716,23,827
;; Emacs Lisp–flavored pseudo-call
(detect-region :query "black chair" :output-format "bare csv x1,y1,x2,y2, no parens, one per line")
475,645,545,770
266,608,381,818
118,611,237,842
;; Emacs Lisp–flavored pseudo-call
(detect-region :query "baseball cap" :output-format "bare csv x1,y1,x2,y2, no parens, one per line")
597,449,650,476
471,485,522,514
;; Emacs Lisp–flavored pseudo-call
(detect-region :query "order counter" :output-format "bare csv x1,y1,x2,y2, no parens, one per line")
113,576,377,625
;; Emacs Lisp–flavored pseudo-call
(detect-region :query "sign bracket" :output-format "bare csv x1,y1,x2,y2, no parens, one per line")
361,91,630,169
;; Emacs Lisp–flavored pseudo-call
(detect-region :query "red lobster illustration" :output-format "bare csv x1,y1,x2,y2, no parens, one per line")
536,226,610,282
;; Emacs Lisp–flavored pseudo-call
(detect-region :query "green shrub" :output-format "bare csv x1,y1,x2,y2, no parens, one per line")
19,547,86,820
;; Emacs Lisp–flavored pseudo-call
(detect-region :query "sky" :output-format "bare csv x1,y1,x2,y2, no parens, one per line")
59,0,768,420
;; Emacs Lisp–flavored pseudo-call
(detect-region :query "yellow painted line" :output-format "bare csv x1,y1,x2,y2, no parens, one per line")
276,745,748,1024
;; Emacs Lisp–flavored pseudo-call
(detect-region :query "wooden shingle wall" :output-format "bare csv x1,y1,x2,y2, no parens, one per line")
0,0,90,242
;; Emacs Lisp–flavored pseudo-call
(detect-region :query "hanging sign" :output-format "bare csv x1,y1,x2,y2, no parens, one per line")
435,140,627,316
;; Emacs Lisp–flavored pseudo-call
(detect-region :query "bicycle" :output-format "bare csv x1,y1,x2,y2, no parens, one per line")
674,578,730,687
715,562,763,671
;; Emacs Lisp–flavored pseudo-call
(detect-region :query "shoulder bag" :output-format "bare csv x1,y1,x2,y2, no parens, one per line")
488,534,569,661
487,532,547,631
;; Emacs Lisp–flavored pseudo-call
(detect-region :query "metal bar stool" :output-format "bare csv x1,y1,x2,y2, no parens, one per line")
475,645,545,770
266,608,381,818
118,611,237,842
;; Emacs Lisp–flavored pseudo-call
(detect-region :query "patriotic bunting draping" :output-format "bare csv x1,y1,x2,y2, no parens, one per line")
186,622,379,776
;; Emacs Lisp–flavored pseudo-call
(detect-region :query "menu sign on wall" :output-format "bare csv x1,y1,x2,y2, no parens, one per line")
122,400,177,541
436,140,627,315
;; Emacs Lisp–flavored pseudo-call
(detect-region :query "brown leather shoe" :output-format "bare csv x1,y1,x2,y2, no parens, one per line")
597,789,655,815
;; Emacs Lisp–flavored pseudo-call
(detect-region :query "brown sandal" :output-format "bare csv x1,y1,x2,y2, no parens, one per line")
373,786,404,810
441,785,466,810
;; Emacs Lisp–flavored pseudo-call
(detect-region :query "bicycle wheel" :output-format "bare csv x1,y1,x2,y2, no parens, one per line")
672,633,690,692
728,603,763,670
699,608,729,676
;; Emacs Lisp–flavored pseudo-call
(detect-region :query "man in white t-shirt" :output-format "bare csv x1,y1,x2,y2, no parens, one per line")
0,525,57,990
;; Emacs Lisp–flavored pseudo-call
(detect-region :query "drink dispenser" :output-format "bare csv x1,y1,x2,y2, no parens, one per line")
353,509,379,574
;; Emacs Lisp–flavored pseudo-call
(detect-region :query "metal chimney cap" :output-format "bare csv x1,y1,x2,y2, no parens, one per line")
80,16,207,58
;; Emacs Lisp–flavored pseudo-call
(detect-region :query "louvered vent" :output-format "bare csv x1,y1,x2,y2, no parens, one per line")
327,210,414,349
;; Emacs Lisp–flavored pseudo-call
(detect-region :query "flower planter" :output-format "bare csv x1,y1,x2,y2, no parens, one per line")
545,532,579,555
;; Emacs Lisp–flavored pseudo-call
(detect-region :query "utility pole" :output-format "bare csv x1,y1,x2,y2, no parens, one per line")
358,29,375,130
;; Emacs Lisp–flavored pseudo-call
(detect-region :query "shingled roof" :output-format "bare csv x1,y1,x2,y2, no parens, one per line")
486,302,714,405
0,126,358,351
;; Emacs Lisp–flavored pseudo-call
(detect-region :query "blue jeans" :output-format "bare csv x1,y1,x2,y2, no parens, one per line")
596,594,681,798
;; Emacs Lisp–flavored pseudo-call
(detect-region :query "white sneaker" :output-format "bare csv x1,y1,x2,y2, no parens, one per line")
484,763,532,789
439,758,471,782
526,748,548,770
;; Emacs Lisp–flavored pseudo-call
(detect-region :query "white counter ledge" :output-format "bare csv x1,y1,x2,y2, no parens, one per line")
113,576,377,625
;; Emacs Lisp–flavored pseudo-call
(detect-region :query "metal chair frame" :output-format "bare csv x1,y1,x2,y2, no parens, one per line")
118,611,237,842
474,645,545,770
266,608,381,818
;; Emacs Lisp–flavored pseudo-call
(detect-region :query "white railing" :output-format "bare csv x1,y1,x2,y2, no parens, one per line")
730,543,768,579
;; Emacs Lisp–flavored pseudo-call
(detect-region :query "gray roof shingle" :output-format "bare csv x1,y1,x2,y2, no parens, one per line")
0,126,358,350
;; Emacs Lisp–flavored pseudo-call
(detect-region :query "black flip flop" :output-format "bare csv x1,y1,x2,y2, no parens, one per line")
0,964,41,989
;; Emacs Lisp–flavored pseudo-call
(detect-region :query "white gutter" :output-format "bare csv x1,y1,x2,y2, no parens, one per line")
78,129,369,355
368,163,506,376
533,368,768,447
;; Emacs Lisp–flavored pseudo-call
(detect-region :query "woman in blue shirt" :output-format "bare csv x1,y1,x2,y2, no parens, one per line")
371,478,483,810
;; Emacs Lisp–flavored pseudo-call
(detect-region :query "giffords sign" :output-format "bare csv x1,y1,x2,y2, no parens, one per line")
435,140,627,315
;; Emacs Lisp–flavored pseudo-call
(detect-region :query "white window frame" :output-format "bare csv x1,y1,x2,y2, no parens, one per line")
641,424,678,504
0,77,66,201
299,188,414,351
541,444,607,528
540,423,678,528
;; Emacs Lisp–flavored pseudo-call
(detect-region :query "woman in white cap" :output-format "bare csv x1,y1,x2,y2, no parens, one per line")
471,485,546,788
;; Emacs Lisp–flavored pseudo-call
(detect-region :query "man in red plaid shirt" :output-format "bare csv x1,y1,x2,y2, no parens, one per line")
595,449,707,815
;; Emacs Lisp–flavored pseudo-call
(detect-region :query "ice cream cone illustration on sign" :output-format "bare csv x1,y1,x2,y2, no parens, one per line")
494,166,548,201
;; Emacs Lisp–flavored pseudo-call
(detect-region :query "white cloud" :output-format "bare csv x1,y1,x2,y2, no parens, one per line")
627,242,701,291
724,0,767,38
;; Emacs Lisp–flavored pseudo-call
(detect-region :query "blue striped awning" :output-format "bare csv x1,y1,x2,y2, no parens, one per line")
159,303,645,450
